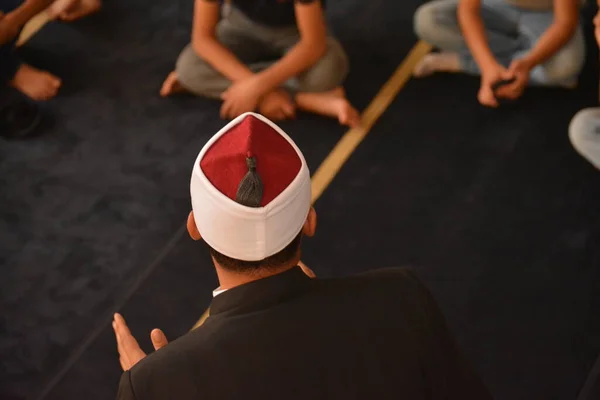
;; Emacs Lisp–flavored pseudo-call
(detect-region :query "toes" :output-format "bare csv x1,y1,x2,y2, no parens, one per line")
339,104,360,128
49,76,62,89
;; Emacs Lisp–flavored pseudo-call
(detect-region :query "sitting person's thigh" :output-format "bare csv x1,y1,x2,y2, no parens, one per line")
540,25,585,86
175,23,272,98
295,37,349,93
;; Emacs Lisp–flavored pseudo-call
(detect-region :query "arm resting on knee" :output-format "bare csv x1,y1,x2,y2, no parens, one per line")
254,0,328,93
519,0,580,69
457,0,498,71
191,0,254,82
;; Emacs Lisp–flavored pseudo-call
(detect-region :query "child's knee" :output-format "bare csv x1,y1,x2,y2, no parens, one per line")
541,31,585,86
175,45,202,83
569,109,599,151
414,0,459,47
174,44,222,97
414,3,437,42
543,56,584,86
298,38,349,92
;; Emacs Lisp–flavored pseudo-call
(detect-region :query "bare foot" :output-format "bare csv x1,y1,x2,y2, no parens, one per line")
259,89,296,121
10,64,61,101
48,0,101,22
160,71,186,97
413,52,461,78
295,87,361,128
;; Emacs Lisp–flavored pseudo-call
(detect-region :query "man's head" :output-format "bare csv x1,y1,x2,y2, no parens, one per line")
187,113,316,275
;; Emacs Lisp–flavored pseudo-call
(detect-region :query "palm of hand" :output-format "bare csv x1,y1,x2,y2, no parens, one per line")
220,78,262,119
259,90,295,121
113,313,169,371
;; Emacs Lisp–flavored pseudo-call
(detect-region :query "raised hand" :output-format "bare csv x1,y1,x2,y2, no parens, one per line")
112,313,169,371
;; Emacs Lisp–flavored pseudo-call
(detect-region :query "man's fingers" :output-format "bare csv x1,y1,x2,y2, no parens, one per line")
151,329,169,350
114,313,135,346
114,313,143,352
114,313,131,335
112,320,124,351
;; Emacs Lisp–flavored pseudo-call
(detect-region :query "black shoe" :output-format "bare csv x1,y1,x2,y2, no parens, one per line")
0,100,43,139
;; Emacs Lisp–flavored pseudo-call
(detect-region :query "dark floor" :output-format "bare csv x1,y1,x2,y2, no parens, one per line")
1,0,600,399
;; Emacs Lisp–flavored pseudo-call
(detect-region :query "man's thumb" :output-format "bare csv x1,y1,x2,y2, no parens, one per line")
151,329,168,350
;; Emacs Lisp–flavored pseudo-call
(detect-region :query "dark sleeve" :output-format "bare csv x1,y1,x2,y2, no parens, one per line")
404,270,493,400
116,371,137,400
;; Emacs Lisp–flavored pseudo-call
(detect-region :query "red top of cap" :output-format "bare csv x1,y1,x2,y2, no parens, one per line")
200,115,302,207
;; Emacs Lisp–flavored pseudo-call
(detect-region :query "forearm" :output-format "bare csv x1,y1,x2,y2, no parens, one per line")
7,0,54,27
521,22,577,68
255,40,326,93
193,38,254,82
457,0,497,71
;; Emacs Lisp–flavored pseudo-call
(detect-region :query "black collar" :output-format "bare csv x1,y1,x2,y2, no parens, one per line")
209,266,314,317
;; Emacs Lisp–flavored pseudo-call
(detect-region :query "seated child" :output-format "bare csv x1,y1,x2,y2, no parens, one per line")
161,0,360,127
413,0,584,107
0,0,62,101
0,0,101,102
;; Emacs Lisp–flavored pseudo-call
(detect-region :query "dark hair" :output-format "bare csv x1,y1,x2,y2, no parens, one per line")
208,154,302,273
208,232,302,273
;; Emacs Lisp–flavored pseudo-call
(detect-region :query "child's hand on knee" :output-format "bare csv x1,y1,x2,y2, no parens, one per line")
479,63,511,108
220,76,264,119
495,58,530,100
258,90,296,121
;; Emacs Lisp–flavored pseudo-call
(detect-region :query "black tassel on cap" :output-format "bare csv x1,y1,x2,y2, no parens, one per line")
235,153,263,208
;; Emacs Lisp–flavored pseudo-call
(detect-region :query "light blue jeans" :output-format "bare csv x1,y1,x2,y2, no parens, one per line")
569,109,600,170
414,0,585,87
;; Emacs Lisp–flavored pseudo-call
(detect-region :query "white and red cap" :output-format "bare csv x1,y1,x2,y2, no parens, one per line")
190,112,311,261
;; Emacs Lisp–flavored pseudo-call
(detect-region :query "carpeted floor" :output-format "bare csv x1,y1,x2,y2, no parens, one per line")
309,72,600,399
1,0,600,399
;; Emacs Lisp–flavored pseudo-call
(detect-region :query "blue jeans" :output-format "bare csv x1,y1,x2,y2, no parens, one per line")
0,0,24,84
414,0,585,87
569,109,600,170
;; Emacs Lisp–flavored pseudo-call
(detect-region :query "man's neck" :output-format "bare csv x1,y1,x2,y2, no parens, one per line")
214,260,299,292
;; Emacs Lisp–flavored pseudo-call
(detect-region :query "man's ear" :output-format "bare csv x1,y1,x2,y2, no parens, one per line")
187,211,202,241
302,207,317,238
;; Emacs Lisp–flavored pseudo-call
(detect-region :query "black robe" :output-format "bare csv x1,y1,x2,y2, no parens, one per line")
116,267,492,399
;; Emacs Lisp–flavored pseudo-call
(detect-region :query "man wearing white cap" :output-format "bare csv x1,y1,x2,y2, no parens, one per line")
112,113,492,400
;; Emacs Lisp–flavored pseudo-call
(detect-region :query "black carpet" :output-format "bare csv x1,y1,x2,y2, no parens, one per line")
2,0,600,399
